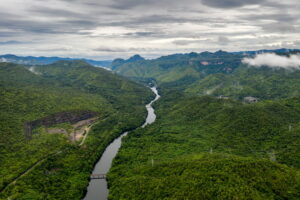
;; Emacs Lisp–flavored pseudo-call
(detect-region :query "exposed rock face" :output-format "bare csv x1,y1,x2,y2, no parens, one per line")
24,110,98,139
244,96,259,103
46,128,68,135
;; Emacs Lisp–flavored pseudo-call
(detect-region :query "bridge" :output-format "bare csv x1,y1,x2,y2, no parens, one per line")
90,174,106,179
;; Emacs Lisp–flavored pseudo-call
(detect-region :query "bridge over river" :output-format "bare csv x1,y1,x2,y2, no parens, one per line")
90,174,106,180
84,86,160,200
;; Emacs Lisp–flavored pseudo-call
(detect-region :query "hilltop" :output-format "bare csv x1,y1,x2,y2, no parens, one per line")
0,60,153,199
108,94,300,199
112,49,300,100
107,49,300,199
0,54,112,68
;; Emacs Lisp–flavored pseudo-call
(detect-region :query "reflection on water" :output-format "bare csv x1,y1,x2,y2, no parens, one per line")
142,87,160,128
84,87,159,200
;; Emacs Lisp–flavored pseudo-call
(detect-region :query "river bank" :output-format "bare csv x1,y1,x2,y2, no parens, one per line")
83,87,160,200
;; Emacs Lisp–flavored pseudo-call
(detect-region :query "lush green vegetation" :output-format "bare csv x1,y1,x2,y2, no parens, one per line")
108,93,300,199
112,51,242,86
108,51,300,199
186,65,300,100
2,50,300,199
113,51,300,101
109,154,299,200
0,61,153,199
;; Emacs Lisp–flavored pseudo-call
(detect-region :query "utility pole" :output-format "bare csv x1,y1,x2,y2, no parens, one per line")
268,151,276,162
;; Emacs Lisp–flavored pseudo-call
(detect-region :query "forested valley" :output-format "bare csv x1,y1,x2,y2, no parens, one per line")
0,61,153,199
1,50,300,200
108,51,300,200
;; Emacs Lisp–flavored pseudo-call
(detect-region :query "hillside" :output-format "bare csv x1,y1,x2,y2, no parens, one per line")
109,154,299,200
185,65,300,100
1,50,300,199
0,54,112,67
112,51,243,86
0,61,153,199
112,51,300,101
1,0,300,198
108,50,300,199
108,94,300,199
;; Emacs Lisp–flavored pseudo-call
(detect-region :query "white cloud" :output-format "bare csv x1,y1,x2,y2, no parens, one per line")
0,0,299,59
28,66,41,75
0,58,7,62
217,36,230,45
242,53,300,69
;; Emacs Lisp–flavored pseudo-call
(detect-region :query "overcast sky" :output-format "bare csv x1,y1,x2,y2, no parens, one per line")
0,0,299,59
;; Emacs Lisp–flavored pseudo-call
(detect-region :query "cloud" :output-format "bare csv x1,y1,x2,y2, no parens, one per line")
93,47,128,52
109,0,197,9
242,53,300,69
293,41,300,47
217,36,230,45
28,66,41,75
0,57,7,62
0,0,299,59
261,23,297,33
29,6,85,18
110,0,157,9
124,31,160,37
172,38,212,46
241,13,298,23
0,40,25,45
201,0,264,8
172,40,197,46
93,47,153,52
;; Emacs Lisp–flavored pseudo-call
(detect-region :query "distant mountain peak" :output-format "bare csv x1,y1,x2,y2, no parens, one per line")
215,50,228,54
0,54,112,68
111,54,145,70
188,52,198,57
127,54,145,62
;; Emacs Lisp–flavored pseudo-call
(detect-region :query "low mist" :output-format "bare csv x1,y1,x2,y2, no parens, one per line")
0,58,7,62
242,53,300,69
28,66,41,75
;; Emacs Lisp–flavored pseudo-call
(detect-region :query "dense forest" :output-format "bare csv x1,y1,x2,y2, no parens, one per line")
0,0,299,198
1,49,300,200
112,51,242,86
0,54,111,67
108,92,300,199
0,61,153,199
113,51,300,100
107,51,300,199
185,65,300,100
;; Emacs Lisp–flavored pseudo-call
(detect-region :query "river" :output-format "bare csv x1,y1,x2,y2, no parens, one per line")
83,87,160,200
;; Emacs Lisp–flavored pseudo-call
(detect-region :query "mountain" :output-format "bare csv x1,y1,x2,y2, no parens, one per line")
2,48,300,199
233,48,300,55
185,64,300,100
111,51,243,86
106,49,300,199
108,94,300,199
127,54,145,62
112,50,300,100
111,54,145,70
0,54,112,68
0,60,153,199
112,49,300,82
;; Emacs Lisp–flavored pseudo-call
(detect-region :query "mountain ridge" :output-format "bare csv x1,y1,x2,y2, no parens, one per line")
0,54,112,68
0,60,153,199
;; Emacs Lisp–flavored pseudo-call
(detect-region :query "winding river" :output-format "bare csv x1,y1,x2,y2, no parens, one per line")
84,87,160,200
